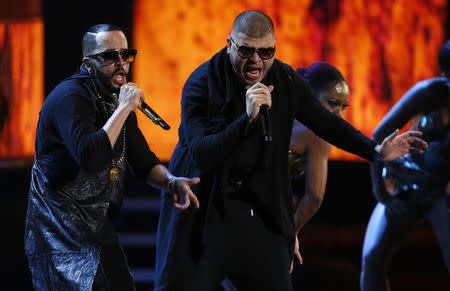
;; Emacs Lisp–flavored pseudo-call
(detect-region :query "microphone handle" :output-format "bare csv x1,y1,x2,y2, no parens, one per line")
260,105,272,142
138,100,171,130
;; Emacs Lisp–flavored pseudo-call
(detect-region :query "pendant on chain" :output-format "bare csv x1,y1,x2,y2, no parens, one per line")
110,167,119,181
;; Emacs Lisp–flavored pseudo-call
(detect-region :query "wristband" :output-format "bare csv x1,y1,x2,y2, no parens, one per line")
168,176,178,191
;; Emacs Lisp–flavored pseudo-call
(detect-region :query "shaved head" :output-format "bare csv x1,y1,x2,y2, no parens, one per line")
231,10,274,39
82,24,122,57
227,11,276,86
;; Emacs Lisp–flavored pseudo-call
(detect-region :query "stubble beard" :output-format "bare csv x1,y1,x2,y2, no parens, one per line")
93,66,128,94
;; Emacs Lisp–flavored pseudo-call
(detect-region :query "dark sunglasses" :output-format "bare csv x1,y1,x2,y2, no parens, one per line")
87,48,137,64
230,37,275,60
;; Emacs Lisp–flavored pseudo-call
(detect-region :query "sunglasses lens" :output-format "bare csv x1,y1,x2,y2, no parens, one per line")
100,51,119,62
238,46,255,58
258,48,275,59
237,45,275,59
121,49,137,63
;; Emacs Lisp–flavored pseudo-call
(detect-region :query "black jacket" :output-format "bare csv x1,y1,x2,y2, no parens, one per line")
25,66,160,290
155,48,377,290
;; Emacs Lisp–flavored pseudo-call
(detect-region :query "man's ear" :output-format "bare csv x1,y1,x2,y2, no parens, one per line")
226,34,232,54
82,57,91,68
82,57,94,73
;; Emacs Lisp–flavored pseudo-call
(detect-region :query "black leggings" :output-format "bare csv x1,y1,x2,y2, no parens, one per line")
360,196,450,291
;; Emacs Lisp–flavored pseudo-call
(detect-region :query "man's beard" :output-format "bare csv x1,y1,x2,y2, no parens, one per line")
93,66,128,94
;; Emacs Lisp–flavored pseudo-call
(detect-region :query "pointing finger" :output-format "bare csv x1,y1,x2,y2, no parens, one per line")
189,192,200,209
187,177,201,185
247,82,263,90
386,129,399,141
296,250,303,265
408,136,428,149
408,147,424,154
402,130,423,137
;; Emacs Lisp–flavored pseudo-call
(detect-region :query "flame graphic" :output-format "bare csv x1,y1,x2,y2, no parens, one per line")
0,19,44,159
133,0,447,161
0,1,446,161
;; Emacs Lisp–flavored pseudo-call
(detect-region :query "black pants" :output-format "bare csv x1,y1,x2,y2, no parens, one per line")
360,196,450,291
92,219,135,291
188,198,292,291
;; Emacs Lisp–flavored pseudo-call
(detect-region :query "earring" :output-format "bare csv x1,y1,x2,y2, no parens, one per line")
85,61,93,73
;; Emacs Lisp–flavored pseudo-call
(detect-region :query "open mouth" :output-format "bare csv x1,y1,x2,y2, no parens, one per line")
112,70,126,86
244,67,262,80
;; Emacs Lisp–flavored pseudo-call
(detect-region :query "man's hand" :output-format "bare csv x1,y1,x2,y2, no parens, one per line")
376,129,428,161
118,82,144,112
170,177,200,210
245,82,274,122
290,234,303,274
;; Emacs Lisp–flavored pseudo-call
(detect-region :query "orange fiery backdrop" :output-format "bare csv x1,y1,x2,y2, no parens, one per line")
133,0,447,161
0,0,44,160
0,0,447,161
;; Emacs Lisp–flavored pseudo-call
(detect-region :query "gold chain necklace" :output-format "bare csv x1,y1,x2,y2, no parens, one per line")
109,92,126,181
91,80,126,181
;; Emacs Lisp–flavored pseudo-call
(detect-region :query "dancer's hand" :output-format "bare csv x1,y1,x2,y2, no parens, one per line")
170,177,200,210
375,129,428,161
290,235,303,274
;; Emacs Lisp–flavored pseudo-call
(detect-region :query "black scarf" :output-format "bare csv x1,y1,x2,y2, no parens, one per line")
205,48,297,246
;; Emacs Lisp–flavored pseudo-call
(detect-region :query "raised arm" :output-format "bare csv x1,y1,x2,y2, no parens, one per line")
373,79,448,142
290,68,427,162
370,79,448,204
180,73,253,171
289,70,378,161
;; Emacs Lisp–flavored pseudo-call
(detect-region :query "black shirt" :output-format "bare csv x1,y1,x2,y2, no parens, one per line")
170,48,377,241
35,67,160,189
155,49,379,289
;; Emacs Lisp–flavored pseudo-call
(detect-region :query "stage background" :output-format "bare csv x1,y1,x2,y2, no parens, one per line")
0,0,447,161
133,0,447,161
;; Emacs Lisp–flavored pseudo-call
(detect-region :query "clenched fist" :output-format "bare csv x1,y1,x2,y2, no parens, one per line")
119,82,144,112
246,82,274,122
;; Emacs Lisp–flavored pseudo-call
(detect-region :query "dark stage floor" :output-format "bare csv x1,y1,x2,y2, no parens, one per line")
2,161,448,290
